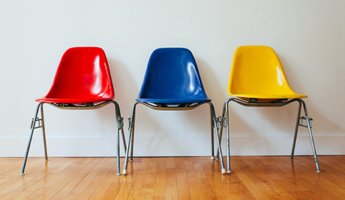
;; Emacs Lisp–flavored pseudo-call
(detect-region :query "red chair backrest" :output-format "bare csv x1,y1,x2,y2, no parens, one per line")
45,47,114,102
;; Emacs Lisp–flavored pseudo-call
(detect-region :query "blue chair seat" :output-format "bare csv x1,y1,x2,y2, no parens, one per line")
136,98,211,104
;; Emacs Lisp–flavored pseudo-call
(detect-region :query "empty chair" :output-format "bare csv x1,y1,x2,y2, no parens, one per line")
218,45,320,173
122,48,226,175
21,47,126,175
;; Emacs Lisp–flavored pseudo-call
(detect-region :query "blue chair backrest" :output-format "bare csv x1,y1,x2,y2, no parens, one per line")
138,48,209,101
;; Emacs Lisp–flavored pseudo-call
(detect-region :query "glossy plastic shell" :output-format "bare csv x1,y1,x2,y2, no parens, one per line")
36,47,114,104
228,45,307,101
137,48,210,104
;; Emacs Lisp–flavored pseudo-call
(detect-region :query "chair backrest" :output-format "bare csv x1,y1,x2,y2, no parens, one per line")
228,45,296,97
45,47,114,101
138,48,208,100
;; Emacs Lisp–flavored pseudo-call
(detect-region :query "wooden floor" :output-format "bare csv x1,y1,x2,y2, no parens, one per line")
0,156,345,199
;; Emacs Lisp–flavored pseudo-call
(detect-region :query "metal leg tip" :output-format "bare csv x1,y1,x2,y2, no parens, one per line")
227,170,231,174
129,159,133,162
122,169,127,175
116,173,121,176
215,157,219,160
45,159,49,161
316,170,321,173
221,169,226,174
211,156,214,160
20,173,24,176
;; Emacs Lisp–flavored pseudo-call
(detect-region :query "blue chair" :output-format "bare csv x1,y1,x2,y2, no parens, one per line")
122,48,226,174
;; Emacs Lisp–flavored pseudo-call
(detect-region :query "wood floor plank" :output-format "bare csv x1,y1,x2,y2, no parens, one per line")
167,157,175,169
193,159,218,200
0,157,27,177
55,158,108,199
235,157,282,200
290,156,345,199
185,163,204,200
200,157,242,200
240,156,295,200
107,159,142,199
153,158,167,199
27,159,78,198
89,158,128,199
165,167,178,200
50,158,101,200
75,158,116,200
0,159,42,197
23,159,78,199
176,168,191,200
1,158,71,200
231,160,269,200
318,156,345,176
140,160,158,199
258,156,323,200
126,157,151,199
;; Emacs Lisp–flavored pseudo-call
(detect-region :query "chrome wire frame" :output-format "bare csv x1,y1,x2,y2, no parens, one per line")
20,100,126,176
216,98,320,173
122,101,226,175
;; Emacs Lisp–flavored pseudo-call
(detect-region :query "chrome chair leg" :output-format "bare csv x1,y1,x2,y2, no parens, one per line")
123,102,138,175
210,110,215,160
113,101,127,153
216,104,227,160
129,109,137,162
116,128,121,176
291,101,302,159
224,100,231,173
21,103,43,175
112,100,125,176
208,102,226,174
300,99,321,173
216,101,229,160
40,104,48,161
216,99,231,173
121,128,126,152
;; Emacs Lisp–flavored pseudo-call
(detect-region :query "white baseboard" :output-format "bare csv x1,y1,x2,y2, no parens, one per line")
1,136,344,157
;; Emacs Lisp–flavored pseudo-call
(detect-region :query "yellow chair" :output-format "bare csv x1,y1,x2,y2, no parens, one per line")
218,45,320,173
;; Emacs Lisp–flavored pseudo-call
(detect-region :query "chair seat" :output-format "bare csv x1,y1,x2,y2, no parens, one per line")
136,98,211,104
36,97,113,104
232,93,307,102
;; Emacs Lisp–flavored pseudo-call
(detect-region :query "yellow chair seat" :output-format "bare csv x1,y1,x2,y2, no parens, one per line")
232,93,307,102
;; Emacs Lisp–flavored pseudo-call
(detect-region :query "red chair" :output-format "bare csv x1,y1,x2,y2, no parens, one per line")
21,47,126,175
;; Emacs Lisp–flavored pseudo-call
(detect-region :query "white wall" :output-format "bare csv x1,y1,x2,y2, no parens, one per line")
1,0,344,157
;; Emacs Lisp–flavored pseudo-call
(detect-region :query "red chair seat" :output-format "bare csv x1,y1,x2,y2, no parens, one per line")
36,97,113,104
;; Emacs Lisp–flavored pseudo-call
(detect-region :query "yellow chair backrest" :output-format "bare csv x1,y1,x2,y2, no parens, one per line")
228,45,306,101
